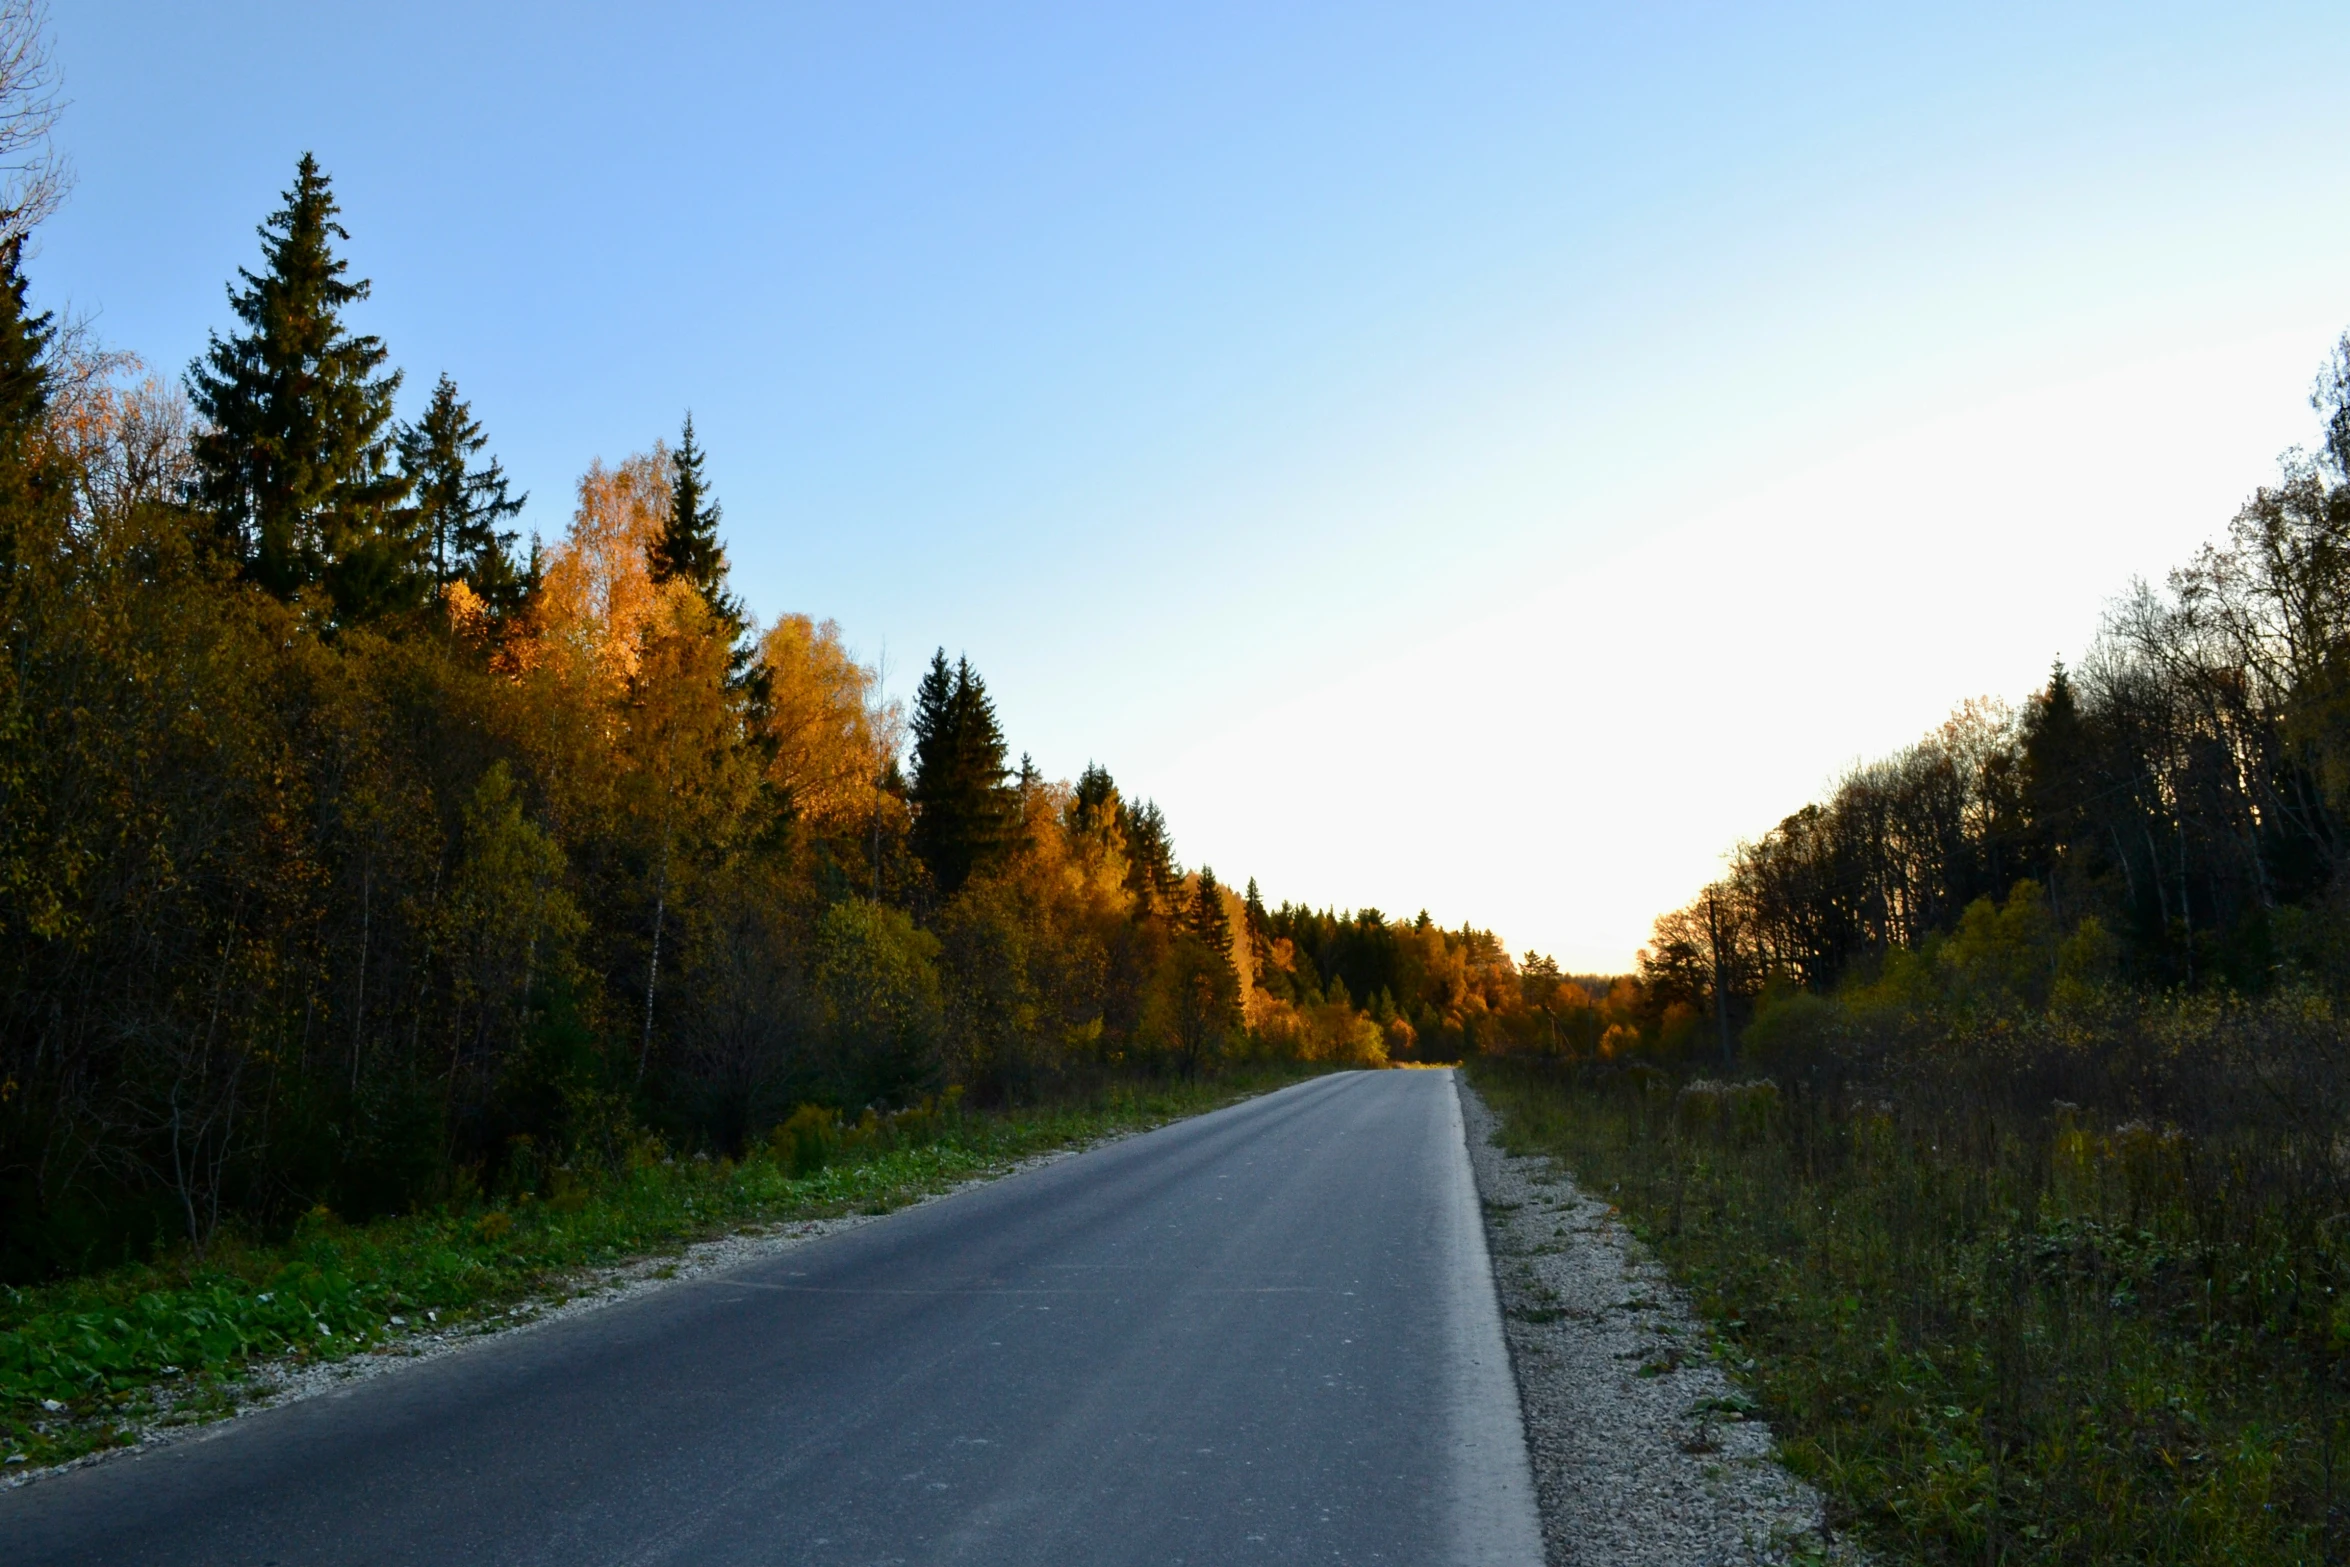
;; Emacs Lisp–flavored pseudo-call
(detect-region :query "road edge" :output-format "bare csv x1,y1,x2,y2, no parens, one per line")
1458,1072,1863,1567
1440,1068,1548,1566
2,1123,1153,1495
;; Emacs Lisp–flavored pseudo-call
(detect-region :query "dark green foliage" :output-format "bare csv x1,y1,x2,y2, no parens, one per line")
1190,865,1231,955
1072,762,1117,827
1241,875,1271,976
1066,763,1126,872
908,650,1017,896
0,232,59,563
650,414,741,632
810,898,946,1106
1119,796,1178,912
397,373,528,620
651,414,760,708
188,154,413,624
1262,901,1497,1014
0,234,49,453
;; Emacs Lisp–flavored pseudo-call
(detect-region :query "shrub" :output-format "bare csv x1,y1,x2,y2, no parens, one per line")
771,1104,840,1177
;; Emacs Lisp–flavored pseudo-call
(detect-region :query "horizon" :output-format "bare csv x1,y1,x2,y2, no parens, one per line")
42,0,2350,967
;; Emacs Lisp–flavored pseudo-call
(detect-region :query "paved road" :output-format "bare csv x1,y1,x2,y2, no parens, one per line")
0,1069,1540,1566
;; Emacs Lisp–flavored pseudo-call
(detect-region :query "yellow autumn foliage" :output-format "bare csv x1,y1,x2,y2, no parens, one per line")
759,615,892,831
536,448,670,690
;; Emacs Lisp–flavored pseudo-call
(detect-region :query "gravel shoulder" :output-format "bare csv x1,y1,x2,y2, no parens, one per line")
1459,1077,1859,1567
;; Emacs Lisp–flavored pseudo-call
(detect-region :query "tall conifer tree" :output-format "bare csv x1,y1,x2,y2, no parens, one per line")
908,649,1017,895
651,414,742,630
1242,875,1271,974
188,154,412,621
0,234,48,450
1119,797,1177,913
1191,866,1232,957
1073,763,1117,821
398,373,529,620
0,233,58,561
1069,762,1123,851
651,413,760,712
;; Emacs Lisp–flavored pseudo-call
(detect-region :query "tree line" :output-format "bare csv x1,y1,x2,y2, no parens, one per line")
1533,334,2350,1566
0,151,1588,1282
1632,333,2350,1038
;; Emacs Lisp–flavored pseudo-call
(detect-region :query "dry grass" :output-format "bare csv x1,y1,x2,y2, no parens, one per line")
1471,999,2350,1566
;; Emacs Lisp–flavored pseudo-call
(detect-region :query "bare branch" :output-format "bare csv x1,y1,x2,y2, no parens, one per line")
0,1,67,241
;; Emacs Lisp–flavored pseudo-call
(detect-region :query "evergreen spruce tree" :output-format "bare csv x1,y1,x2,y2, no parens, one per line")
1191,866,1232,957
651,414,743,631
651,413,761,712
188,154,413,622
0,233,60,565
1119,797,1177,912
1242,875,1271,973
398,373,529,621
908,649,1017,895
1066,762,1126,864
2020,662,2094,891
0,234,48,455
1073,763,1118,824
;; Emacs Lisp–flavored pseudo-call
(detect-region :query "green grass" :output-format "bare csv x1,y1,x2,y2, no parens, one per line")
2,1072,1308,1472
1467,1057,2349,1567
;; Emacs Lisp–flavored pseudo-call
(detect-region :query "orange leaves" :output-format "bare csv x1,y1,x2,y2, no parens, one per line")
440,578,491,642
534,449,670,691
758,614,893,832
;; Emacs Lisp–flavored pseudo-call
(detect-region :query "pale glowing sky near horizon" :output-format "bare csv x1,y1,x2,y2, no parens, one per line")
43,2,2350,970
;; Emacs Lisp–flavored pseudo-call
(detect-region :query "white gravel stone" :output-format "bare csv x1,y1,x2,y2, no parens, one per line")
1459,1078,1863,1567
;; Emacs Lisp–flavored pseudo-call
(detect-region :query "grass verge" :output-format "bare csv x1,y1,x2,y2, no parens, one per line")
3,1070,1311,1473
1467,1056,2344,1567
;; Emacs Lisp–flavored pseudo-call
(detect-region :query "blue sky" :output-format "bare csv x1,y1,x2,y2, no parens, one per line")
43,1,2350,967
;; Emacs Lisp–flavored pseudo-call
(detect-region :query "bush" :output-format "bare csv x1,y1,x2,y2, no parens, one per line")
811,900,946,1106
771,1104,840,1176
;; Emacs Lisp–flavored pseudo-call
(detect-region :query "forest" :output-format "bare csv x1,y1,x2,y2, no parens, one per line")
0,148,1613,1286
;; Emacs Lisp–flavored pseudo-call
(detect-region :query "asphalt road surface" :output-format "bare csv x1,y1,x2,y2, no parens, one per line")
0,1069,1541,1566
